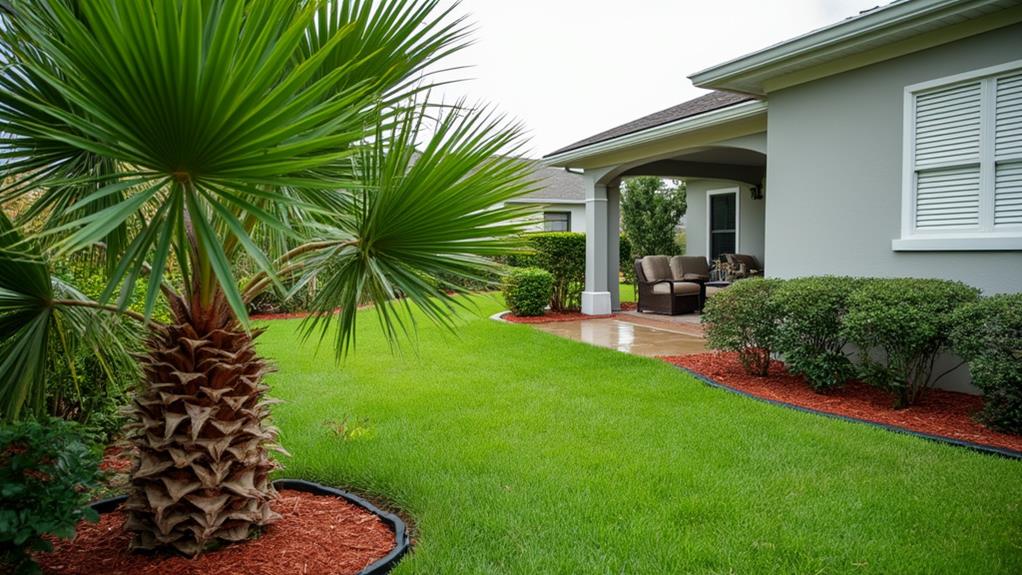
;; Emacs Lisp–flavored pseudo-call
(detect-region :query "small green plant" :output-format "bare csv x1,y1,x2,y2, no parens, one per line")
774,276,861,391
702,278,784,376
502,267,553,317
0,418,103,575
322,416,373,441
950,294,1022,433
841,278,980,408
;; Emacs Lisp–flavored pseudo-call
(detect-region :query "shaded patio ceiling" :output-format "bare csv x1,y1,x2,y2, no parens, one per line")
618,146,766,185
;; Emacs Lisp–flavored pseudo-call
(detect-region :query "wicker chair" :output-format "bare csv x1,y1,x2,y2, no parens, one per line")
633,257,701,315
670,256,710,309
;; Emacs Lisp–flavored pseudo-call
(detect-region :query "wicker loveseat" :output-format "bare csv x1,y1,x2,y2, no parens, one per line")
633,256,702,315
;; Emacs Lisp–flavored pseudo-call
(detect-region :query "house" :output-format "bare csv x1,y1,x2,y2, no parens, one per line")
544,0,1022,320
505,161,587,233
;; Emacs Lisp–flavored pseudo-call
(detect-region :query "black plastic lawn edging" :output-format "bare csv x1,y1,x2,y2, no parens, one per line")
671,365,1022,461
88,478,411,575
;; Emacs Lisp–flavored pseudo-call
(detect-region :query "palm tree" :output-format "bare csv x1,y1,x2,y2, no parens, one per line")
0,0,534,556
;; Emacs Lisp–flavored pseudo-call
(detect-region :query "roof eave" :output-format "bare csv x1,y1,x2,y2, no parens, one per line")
543,100,767,167
688,0,1009,95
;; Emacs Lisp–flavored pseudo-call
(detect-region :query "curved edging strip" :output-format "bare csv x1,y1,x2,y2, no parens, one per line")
672,365,1022,460
89,479,411,575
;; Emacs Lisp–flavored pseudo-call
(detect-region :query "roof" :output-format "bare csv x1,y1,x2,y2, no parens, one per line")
545,91,754,158
513,161,585,202
690,0,1022,95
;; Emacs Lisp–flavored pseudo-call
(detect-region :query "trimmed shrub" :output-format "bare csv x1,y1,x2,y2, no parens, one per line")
774,276,861,392
841,278,980,408
950,294,1022,433
525,232,585,312
1,418,102,574
502,267,553,317
702,278,784,376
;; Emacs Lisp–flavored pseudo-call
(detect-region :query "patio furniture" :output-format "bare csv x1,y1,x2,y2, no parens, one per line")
634,256,701,315
670,256,711,307
723,254,763,280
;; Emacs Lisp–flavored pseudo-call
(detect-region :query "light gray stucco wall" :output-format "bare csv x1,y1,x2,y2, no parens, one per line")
765,23,1022,296
686,179,766,265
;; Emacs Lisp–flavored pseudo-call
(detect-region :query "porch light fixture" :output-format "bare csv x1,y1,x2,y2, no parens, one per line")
750,185,763,200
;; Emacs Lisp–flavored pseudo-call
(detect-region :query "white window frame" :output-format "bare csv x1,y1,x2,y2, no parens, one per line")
706,187,740,260
893,59,1022,251
542,210,571,232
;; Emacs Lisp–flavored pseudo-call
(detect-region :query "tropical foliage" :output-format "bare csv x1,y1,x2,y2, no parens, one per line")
0,0,534,556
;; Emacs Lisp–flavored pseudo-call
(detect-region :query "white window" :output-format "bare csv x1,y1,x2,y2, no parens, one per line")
894,60,1022,251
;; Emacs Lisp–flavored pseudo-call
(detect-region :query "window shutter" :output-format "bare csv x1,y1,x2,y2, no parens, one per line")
915,167,980,228
913,82,982,229
914,82,982,167
995,73,1022,226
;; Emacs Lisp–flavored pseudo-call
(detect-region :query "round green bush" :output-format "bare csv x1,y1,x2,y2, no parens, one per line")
502,267,553,317
702,278,784,376
774,276,861,392
841,278,980,408
950,294,1022,434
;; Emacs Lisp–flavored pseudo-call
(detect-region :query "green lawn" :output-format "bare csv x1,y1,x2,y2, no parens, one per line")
260,295,1021,574
619,281,636,304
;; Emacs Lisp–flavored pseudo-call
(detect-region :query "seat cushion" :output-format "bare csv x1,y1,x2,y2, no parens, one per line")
669,256,710,281
651,281,700,295
641,256,672,282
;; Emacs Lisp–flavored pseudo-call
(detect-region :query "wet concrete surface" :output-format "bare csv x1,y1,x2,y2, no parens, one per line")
530,317,706,357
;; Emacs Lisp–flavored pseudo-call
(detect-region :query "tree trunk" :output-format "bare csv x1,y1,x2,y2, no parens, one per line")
123,295,282,556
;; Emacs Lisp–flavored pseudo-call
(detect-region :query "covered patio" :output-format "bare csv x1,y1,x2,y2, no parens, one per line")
544,91,769,315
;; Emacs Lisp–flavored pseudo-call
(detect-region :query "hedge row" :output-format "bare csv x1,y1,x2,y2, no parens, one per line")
702,277,1022,433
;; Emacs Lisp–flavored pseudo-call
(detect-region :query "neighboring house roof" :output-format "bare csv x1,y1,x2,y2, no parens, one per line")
690,0,1022,95
510,161,585,203
545,91,754,158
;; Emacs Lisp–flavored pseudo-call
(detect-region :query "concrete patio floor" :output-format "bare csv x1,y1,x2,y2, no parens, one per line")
529,314,706,357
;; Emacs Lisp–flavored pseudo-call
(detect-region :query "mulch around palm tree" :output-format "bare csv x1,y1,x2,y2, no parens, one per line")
501,311,615,323
663,352,1022,453
35,489,395,575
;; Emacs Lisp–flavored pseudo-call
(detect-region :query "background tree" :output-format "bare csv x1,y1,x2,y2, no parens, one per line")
620,176,687,258
0,0,534,557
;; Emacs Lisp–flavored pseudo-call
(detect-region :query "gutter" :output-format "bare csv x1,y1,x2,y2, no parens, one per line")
543,99,767,167
688,0,1011,94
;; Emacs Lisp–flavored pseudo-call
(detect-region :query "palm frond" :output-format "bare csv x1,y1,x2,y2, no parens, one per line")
299,103,539,355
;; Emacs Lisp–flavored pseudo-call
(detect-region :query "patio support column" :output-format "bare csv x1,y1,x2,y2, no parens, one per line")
607,181,621,312
582,174,611,315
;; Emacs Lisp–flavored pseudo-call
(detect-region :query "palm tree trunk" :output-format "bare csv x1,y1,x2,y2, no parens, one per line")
123,293,282,556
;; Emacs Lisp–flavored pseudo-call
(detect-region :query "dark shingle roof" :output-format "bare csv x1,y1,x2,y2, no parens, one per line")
545,91,755,158
515,161,585,202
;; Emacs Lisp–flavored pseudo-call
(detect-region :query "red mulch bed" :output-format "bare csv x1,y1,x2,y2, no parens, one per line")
502,310,614,324
36,490,395,575
619,302,637,311
663,352,1022,454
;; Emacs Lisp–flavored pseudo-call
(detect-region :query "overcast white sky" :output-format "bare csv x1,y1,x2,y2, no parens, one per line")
432,0,883,157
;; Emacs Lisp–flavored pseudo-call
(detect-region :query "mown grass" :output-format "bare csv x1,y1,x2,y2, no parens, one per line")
260,295,1021,574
